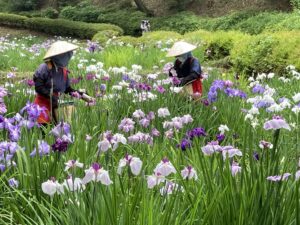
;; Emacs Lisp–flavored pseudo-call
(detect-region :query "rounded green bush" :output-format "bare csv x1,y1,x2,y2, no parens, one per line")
0,13,27,28
230,31,300,75
92,30,120,45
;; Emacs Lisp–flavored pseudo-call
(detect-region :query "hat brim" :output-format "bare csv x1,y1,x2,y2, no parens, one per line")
43,41,79,60
166,41,197,57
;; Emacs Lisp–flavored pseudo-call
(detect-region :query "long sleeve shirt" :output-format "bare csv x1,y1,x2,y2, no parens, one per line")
173,57,202,86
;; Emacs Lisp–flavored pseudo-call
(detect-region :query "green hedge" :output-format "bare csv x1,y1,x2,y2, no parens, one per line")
0,13,27,28
0,13,123,39
25,18,123,39
230,31,300,74
59,5,147,36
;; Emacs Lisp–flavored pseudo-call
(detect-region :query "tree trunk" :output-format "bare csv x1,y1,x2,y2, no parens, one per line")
133,0,153,15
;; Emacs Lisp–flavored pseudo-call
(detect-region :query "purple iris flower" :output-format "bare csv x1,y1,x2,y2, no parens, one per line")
51,138,69,152
122,74,130,81
208,90,218,103
92,162,101,171
100,84,106,92
8,125,21,142
177,139,192,151
70,78,80,84
0,87,8,98
146,111,155,120
51,122,71,137
216,133,225,142
139,118,150,128
151,128,160,137
263,115,291,131
0,164,5,172
212,80,225,90
0,102,7,114
255,100,271,109
25,79,35,87
21,101,46,122
156,85,166,94
30,140,51,157
172,77,181,86
186,127,206,140
129,80,137,89
252,84,265,94
201,99,210,106
8,178,19,188
86,74,96,80
253,151,259,161
87,40,101,53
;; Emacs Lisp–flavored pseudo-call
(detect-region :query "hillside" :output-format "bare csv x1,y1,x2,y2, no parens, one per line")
1,0,293,16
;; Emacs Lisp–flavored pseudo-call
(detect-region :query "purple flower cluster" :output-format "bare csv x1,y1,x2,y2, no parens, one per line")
135,83,152,92
178,127,207,151
87,40,101,53
162,62,173,75
208,80,247,103
0,141,21,172
0,87,8,115
252,84,265,94
21,101,46,123
51,138,69,152
30,140,51,157
128,132,153,145
186,127,207,140
118,118,135,133
0,114,24,142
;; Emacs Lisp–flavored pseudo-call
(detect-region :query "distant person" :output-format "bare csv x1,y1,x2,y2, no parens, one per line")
33,41,94,125
167,41,203,98
140,20,151,35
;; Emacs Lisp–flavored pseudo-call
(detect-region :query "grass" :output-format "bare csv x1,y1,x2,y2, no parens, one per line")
0,34,300,225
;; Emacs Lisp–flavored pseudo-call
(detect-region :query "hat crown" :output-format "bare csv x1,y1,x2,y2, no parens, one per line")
166,41,197,57
43,41,78,60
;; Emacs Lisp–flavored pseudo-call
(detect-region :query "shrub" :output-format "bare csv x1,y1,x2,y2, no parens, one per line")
0,13,123,39
0,13,27,27
184,30,248,61
97,8,147,36
209,10,259,31
92,30,120,45
60,5,145,36
151,12,202,34
267,13,300,31
40,7,59,19
60,5,101,22
25,17,123,39
139,31,182,44
233,12,288,34
230,31,300,75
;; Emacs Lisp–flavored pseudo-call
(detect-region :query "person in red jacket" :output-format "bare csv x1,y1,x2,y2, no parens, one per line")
33,41,94,125
167,41,203,98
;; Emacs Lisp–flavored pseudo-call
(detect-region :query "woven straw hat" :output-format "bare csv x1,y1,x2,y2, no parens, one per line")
43,41,79,60
166,41,197,57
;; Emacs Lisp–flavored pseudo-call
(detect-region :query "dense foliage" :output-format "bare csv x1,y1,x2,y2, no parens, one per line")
0,13,123,39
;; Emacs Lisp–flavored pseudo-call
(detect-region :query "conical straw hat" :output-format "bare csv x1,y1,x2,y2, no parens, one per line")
43,41,79,60
166,41,197,57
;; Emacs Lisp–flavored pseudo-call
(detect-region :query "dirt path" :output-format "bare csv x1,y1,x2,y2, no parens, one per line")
0,26,50,38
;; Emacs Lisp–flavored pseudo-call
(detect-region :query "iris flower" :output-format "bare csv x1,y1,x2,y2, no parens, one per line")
117,154,143,176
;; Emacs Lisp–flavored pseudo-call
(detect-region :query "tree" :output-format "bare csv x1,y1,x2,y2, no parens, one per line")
132,0,154,15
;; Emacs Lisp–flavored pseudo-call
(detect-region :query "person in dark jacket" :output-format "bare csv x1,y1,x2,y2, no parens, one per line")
167,41,203,97
33,41,94,124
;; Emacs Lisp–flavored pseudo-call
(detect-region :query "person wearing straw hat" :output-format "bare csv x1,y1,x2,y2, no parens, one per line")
33,40,94,125
167,41,202,98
